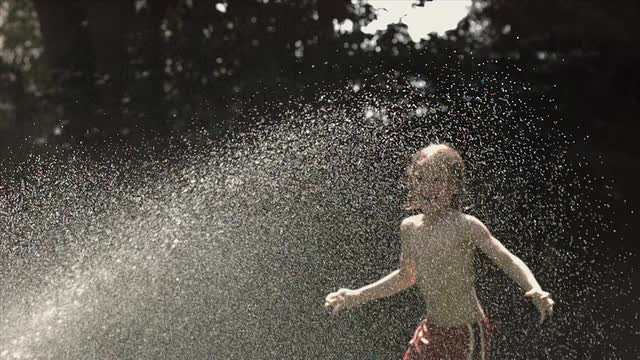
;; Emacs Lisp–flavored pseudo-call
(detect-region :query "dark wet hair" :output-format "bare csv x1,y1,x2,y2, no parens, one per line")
405,143,465,212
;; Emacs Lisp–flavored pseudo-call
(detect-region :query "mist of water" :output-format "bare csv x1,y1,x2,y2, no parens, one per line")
0,73,633,359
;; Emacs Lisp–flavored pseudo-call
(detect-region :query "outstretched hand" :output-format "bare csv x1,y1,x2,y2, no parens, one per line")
324,288,360,315
525,288,555,324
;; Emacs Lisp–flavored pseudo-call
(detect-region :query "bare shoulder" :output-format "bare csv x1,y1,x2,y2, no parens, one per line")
460,213,484,228
400,215,423,228
459,213,491,241
401,214,423,231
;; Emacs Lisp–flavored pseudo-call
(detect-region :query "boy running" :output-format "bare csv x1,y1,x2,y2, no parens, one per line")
324,144,555,359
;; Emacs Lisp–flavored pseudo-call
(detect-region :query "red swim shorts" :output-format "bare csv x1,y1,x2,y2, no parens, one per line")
403,316,492,360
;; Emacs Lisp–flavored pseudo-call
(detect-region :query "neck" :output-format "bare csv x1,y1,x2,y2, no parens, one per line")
419,206,453,220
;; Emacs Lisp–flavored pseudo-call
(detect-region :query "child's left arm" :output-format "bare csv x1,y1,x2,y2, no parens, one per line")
466,215,555,323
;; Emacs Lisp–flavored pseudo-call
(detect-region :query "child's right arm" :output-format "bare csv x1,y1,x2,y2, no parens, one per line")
466,215,555,323
323,218,417,315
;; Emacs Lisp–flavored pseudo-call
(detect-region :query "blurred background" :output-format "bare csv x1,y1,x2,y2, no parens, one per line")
0,0,638,358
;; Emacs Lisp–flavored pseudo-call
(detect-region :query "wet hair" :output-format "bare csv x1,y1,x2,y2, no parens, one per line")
404,143,465,212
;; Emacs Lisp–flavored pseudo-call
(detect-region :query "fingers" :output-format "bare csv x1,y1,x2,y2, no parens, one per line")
526,290,555,324
536,298,555,324
325,289,347,301
325,293,345,306
323,299,336,315
539,301,551,323
324,289,349,316
547,298,555,319
325,301,344,316
525,289,556,323
331,303,342,315
525,289,550,299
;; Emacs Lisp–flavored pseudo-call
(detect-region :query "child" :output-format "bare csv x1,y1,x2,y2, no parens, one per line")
324,144,555,359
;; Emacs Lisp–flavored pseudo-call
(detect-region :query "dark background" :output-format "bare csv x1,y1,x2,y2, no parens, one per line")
1,0,638,358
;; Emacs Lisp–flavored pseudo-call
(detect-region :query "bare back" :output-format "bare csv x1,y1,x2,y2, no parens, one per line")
404,211,485,326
